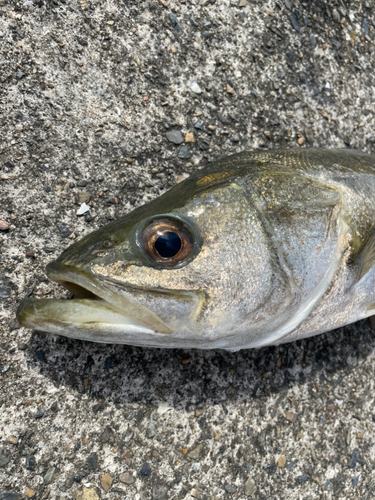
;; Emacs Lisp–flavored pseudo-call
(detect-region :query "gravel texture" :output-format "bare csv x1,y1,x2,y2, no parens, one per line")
1,0,375,499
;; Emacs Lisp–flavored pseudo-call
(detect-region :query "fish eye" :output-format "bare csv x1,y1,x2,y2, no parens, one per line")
140,219,194,265
102,240,113,248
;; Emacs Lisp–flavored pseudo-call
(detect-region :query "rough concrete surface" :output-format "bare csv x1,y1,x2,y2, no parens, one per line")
1,0,375,499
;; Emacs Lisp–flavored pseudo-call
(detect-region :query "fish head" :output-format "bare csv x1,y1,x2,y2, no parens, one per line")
17,170,289,349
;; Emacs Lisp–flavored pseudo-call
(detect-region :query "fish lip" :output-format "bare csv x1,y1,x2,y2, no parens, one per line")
45,259,112,302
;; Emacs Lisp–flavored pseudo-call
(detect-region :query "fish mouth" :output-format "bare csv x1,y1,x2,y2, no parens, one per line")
16,260,175,344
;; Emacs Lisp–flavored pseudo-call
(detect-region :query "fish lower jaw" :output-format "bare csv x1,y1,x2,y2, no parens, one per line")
16,296,156,338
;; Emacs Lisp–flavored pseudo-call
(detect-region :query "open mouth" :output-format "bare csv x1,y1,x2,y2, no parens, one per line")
16,262,157,339
55,280,101,300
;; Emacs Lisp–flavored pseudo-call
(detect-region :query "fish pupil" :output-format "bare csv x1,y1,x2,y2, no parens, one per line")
155,231,181,258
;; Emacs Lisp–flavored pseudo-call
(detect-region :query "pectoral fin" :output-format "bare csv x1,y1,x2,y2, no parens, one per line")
358,230,375,281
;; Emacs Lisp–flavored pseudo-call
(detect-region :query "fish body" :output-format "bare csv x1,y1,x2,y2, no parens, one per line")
17,149,375,350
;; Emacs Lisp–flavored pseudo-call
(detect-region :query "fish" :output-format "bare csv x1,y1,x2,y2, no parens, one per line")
16,148,375,351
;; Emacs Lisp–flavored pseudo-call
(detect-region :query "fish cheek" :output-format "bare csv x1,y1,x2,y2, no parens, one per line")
91,260,206,332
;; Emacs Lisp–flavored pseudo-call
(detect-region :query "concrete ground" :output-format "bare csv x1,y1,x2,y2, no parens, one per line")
1,0,375,498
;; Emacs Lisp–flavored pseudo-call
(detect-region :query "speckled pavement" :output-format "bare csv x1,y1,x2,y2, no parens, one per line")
1,0,375,499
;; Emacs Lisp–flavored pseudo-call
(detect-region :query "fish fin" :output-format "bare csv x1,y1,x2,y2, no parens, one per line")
369,315,375,329
358,230,375,281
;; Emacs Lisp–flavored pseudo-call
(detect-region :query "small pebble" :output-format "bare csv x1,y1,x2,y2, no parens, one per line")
34,407,46,419
166,130,184,145
289,15,301,32
77,203,90,216
25,488,35,498
25,456,36,470
0,221,9,230
44,467,55,485
185,132,195,143
88,452,98,471
286,411,297,423
119,472,135,484
348,450,360,468
352,475,360,488
168,13,177,25
217,113,230,125
7,435,18,445
190,82,202,94
57,224,70,238
226,84,235,95
75,191,91,204
363,18,369,35
277,455,286,467
244,478,256,496
178,145,190,159
188,444,203,459
138,462,151,477
100,473,112,492
77,37,88,46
